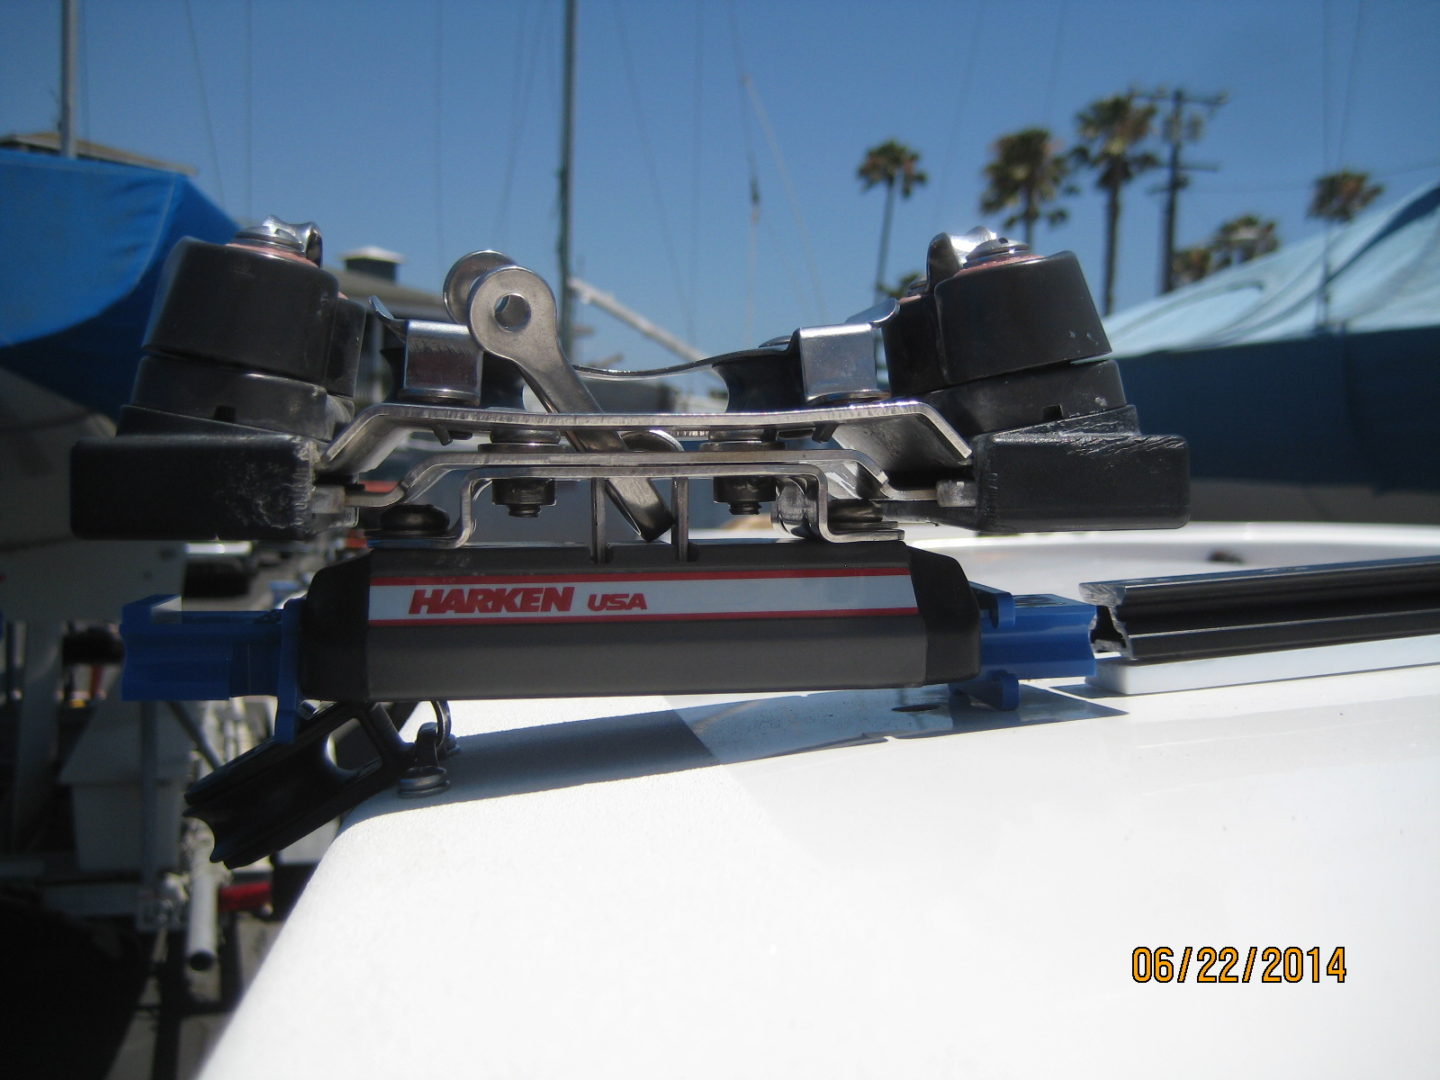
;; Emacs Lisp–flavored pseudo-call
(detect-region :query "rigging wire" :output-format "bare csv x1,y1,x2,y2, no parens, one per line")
760,215,813,331
1321,0,1333,173
244,0,253,222
78,1,90,146
726,1,762,346
1336,0,1365,167
932,0,987,225
1322,0,1367,330
724,1,827,324
182,0,226,210
612,0,693,327
492,3,546,249
1041,0,1069,129
687,1,705,345
1318,0,1337,327
741,74,829,324
434,0,446,269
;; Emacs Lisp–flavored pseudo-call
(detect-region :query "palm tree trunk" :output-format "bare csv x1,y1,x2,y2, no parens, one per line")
874,179,896,301
1102,184,1121,315
1022,190,1036,247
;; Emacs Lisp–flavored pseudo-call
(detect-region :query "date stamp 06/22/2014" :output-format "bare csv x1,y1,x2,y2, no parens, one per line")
1132,946,1347,984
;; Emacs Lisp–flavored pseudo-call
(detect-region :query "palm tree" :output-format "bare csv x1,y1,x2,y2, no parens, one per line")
1170,244,1215,287
858,140,927,302
1071,93,1160,314
881,270,923,300
1308,169,1384,223
979,127,1071,247
1210,214,1280,270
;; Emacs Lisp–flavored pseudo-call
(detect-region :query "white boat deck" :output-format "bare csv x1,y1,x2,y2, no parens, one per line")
202,524,1440,1078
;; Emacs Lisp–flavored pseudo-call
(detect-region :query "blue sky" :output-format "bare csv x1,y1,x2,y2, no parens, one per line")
3,0,1438,374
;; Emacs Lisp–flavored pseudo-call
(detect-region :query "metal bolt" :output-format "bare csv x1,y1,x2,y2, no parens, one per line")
233,217,323,265
702,436,783,515
490,428,562,450
396,765,449,798
927,227,999,284
371,503,451,538
490,428,560,517
417,721,459,758
962,237,1031,267
827,499,885,532
712,476,776,516
397,721,452,798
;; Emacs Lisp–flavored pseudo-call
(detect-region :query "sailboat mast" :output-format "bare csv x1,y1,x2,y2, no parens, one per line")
557,0,577,359
60,0,79,158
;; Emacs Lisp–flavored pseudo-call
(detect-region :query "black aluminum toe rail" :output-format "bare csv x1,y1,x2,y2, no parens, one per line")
1082,556,1440,662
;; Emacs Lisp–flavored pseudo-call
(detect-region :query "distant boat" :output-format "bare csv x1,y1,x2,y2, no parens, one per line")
1105,178,1440,524
0,144,235,418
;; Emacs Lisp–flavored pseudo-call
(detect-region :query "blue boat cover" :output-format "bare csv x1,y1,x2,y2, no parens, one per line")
0,148,235,416
1106,178,1440,353
1101,178,1440,494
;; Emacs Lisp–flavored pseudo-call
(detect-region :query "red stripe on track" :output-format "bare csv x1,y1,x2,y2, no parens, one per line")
370,606,919,626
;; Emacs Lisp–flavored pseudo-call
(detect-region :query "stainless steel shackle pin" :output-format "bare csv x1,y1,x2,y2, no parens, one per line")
449,256,674,541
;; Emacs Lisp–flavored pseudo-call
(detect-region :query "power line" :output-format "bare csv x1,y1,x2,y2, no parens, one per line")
1195,160,1440,197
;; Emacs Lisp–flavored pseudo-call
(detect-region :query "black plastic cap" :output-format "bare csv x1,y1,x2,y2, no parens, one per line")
71,432,323,541
144,238,362,397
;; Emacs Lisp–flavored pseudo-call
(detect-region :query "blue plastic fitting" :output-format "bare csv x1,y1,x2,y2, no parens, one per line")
120,595,304,741
950,584,1097,710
